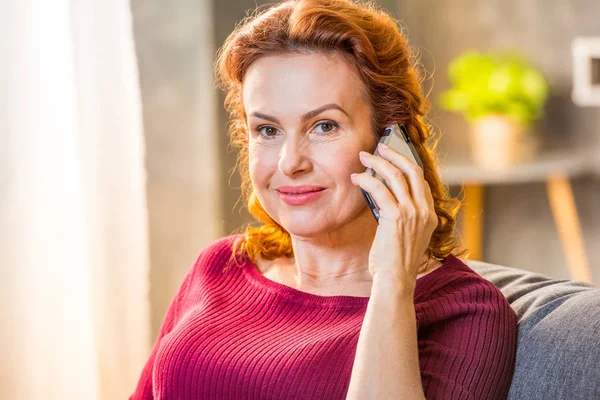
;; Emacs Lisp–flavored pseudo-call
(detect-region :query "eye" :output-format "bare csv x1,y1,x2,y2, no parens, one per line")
313,120,339,134
256,125,279,139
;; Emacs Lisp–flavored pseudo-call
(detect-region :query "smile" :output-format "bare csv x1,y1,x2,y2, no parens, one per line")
277,189,326,205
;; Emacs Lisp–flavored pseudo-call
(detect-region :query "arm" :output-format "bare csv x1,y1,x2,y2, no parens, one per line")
347,136,438,399
346,273,425,400
417,282,518,399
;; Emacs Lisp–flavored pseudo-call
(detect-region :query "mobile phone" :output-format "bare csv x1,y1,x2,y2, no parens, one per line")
360,124,423,223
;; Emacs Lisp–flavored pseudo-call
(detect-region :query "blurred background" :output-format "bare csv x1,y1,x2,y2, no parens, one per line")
1,0,599,399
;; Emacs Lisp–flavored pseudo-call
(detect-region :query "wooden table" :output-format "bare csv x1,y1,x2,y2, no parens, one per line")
439,149,596,284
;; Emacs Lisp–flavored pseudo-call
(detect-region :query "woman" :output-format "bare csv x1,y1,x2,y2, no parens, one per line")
130,0,517,399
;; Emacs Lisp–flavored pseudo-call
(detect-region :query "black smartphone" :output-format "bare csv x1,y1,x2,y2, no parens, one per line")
360,124,424,223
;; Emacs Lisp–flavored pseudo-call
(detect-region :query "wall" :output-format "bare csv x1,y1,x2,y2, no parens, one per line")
131,0,223,337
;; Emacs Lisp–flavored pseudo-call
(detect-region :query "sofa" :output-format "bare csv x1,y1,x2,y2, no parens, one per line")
467,259,600,400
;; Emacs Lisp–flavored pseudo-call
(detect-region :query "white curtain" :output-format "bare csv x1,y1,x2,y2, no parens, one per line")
0,1,151,399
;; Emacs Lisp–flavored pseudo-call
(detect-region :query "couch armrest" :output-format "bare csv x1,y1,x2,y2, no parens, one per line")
467,259,600,400
467,259,596,321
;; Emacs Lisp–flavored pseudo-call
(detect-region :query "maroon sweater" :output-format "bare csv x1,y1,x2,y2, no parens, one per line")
130,235,517,399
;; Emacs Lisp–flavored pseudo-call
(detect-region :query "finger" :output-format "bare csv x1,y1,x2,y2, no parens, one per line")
350,171,399,215
421,179,439,229
422,179,436,212
358,151,414,208
375,144,430,211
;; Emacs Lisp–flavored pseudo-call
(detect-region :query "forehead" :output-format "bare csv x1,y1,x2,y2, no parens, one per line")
242,52,367,116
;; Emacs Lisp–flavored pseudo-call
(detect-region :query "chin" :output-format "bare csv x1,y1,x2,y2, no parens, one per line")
274,213,331,237
276,206,366,238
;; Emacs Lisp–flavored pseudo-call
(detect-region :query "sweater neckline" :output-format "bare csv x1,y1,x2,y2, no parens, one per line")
241,254,458,307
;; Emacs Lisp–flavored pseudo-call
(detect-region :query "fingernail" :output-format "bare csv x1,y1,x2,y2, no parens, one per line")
378,143,388,149
350,173,358,180
359,151,369,157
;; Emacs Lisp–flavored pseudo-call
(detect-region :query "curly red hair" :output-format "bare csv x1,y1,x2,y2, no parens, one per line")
215,0,466,269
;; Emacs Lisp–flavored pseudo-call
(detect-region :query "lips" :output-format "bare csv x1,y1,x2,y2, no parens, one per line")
275,185,325,194
276,187,326,205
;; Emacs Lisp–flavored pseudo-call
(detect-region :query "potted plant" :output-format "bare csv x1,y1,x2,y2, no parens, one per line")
438,50,549,167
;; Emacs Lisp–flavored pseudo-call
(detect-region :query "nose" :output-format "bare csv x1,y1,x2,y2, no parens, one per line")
278,135,312,177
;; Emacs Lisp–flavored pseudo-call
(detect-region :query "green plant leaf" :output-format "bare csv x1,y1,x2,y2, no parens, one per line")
447,51,495,86
438,90,470,111
520,68,548,109
439,50,549,124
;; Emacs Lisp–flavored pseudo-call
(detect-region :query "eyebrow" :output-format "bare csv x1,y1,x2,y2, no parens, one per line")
249,103,350,124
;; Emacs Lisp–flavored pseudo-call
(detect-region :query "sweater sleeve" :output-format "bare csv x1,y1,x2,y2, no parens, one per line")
128,260,195,400
416,279,518,400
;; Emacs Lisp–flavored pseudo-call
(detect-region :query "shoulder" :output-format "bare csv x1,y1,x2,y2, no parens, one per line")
416,256,518,399
416,254,511,302
196,234,239,263
416,255,517,328
172,234,244,311
185,234,243,280
150,235,243,337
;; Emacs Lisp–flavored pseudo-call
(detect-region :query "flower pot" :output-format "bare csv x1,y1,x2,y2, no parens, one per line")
470,115,538,168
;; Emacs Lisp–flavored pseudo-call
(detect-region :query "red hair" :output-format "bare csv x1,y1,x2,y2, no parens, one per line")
215,0,466,268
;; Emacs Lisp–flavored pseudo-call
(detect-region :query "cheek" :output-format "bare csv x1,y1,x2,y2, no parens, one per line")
327,145,363,176
249,148,275,184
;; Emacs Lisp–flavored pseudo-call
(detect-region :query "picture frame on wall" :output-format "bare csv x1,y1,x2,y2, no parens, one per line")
572,36,600,107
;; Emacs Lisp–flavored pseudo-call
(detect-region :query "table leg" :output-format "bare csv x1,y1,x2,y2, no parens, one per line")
546,174,594,284
461,184,483,261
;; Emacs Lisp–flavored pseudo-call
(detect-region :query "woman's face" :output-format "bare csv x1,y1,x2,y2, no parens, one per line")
243,52,377,237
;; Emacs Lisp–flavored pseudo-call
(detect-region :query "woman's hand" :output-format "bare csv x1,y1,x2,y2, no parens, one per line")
350,142,438,292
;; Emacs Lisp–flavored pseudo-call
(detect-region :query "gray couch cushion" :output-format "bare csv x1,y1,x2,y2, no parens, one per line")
467,260,600,400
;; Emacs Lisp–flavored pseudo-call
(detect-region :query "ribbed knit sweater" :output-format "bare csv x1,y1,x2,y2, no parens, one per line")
130,235,517,400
